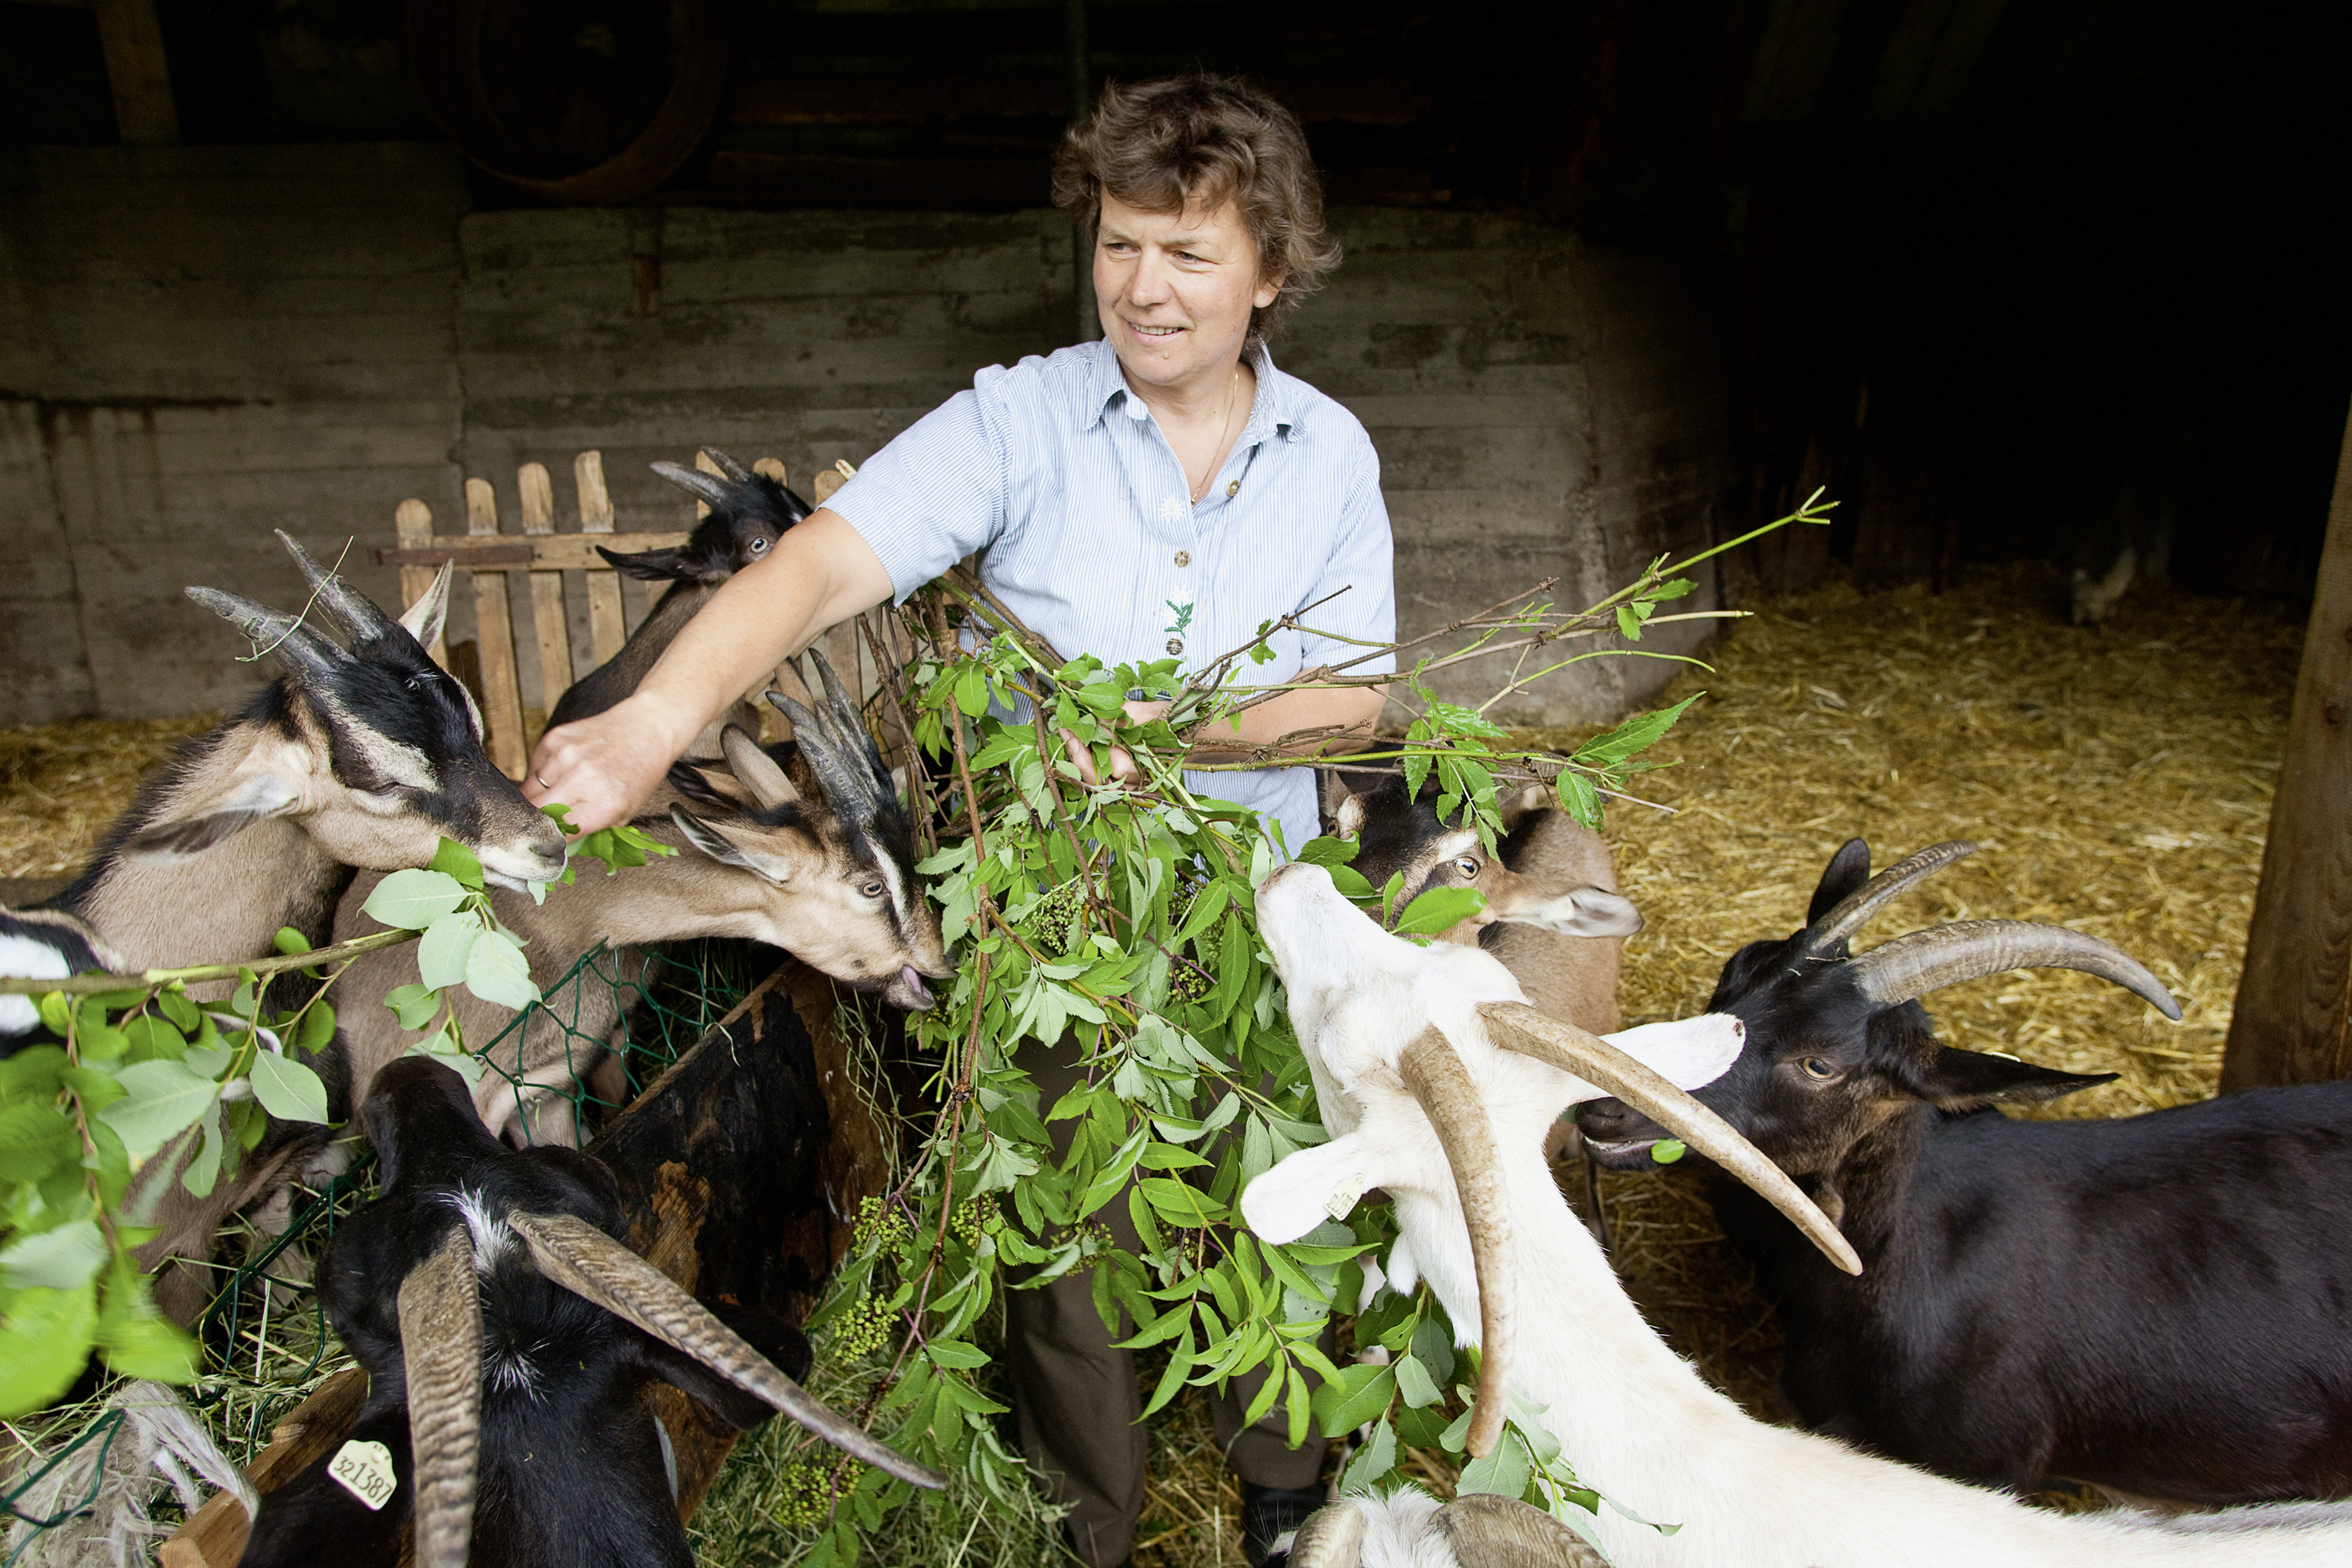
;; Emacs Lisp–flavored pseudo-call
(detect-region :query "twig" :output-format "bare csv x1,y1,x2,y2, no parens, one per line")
0,925,418,996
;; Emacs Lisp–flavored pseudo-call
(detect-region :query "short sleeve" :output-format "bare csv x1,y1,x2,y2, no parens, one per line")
1298,426,1397,677
823,369,1021,603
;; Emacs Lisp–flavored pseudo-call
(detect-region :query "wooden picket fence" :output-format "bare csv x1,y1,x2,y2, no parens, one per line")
377,450,848,778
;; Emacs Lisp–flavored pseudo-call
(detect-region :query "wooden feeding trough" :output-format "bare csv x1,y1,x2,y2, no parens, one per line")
158,954,897,1566
377,450,853,778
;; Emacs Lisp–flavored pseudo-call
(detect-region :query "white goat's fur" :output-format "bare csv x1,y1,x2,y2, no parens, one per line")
1246,863,2352,1567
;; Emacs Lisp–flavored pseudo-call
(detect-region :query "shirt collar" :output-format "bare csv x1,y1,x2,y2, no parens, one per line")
1077,337,1304,443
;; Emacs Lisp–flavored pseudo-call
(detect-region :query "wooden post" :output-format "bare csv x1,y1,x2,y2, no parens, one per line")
574,451,629,667
393,499,445,667
466,478,529,779
517,460,574,734
2221,402,2352,1091
90,0,178,143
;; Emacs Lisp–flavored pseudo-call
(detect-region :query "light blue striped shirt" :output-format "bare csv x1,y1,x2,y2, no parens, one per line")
829,337,1397,856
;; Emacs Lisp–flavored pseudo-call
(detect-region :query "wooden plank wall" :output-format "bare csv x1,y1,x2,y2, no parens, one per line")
2220,402,2352,1090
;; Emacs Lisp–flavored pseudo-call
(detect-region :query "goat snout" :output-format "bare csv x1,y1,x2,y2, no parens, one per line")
1575,1097,1667,1167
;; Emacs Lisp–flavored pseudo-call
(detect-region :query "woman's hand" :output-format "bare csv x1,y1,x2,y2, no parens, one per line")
523,694,695,834
1055,699,1167,789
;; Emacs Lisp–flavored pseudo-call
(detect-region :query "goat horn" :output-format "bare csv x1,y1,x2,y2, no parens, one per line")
703,446,756,483
398,1224,482,1568
505,1209,946,1490
184,587,344,683
1395,1026,1516,1458
804,647,880,775
1847,920,2182,1019
1289,1501,1368,1568
650,461,732,509
276,530,398,642
1436,1493,1595,1563
1798,839,1977,961
1478,1002,1863,1275
720,724,800,811
765,685,885,826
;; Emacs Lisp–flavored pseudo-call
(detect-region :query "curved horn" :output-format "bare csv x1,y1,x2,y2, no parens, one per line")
1435,1493,1595,1566
1478,1002,1863,1275
702,446,755,483
650,461,732,510
398,1224,481,1568
505,1209,945,1490
184,586,343,684
276,530,398,642
804,647,868,751
1289,1501,1368,1568
1798,839,1977,961
1847,919,2182,1019
1395,1027,1516,1458
765,687,884,825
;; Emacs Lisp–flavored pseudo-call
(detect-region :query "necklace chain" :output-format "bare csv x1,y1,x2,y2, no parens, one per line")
1186,367,1244,505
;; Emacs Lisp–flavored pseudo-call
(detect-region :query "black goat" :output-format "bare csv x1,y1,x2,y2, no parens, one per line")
237,1056,940,1568
1576,840,2352,1505
549,449,811,744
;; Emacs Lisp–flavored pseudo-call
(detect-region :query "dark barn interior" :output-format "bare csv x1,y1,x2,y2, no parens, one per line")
3,0,2346,728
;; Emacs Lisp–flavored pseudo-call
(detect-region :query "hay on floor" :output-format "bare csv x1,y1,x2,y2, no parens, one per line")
0,715,215,880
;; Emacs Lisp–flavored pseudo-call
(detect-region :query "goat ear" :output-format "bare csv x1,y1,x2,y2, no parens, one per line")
397,562,454,650
595,544,693,582
1597,1014,1746,1094
1807,838,1874,927
669,806,797,884
1495,783,1550,834
720,725,800,810
1333,792,1367,838
120,768,302,862
1500,885,1643,938
1240,1131,1395,1244
1902,1045,2116,1109
1436,1493,1595,1568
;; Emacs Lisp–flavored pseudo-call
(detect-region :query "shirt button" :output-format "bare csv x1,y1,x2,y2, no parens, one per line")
1166,636,1184,656
1226,480,1240,497
1174,550,1191,568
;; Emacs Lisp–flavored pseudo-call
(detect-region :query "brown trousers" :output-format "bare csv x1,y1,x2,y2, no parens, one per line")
1004,1034,1327,1568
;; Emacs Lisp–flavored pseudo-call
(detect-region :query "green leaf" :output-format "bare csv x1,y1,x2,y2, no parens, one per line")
1421,701,1510,741
1650,576,1696,601
417,912,481,990
99,1059,220,1158
38,992,72,1037
94,1257,198,1384
270,926,311,956
1393,886,1486,936
0,1278,96,1417
1554,771,1602,831
361,868,468,930
1458,1427,1532,1499
465,928,538,1011
1575,694,1699,771
1615,604,1644,641
1340,1415,1398,1494
296,999,336,1056
1651,1138,1687,1165
0,1103,75,1182
1394,1352,1442,1409
926,1340,988,1370
182,1102,223,1197
1309,1362,1396,1438
0,1217,107,1290
429,836,486,891
954,664,991,718
249,1053,331,1124
383,983,440,1031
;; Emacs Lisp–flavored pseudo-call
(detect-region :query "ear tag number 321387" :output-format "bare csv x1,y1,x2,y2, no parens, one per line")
329,1438,398,1510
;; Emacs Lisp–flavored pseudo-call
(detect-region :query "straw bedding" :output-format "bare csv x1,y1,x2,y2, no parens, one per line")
0,560,2305,1564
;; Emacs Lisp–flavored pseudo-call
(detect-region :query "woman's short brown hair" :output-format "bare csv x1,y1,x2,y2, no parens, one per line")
1053,74,1340,342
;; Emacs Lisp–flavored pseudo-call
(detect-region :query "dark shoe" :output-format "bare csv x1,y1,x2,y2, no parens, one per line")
1242,1481,1325,1567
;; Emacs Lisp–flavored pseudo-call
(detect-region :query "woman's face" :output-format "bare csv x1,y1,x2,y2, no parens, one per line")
1094,191,1282,395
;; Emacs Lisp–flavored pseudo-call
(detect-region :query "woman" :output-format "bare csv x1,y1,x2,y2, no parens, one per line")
526,75,1394,1568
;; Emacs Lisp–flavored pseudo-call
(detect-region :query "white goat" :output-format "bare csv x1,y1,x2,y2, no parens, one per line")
1244,862,2352,1568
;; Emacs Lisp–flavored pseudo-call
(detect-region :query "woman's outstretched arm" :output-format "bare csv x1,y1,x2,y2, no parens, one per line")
523,508,894,832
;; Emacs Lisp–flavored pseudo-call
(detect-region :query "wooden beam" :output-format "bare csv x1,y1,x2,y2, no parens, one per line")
2220,400,2352,1090
373,531,691,572
723,73,1431,129
465,478,529,779
575,451,630,667
517,461,575,732
91,0,178,143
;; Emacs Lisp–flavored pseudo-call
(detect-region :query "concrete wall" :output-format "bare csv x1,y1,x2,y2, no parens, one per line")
0,142,1737,727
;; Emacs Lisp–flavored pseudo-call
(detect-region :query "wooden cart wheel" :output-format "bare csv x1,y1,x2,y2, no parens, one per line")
408,0,726,204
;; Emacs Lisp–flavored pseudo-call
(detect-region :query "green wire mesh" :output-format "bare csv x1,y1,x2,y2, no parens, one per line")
2,937,771,1562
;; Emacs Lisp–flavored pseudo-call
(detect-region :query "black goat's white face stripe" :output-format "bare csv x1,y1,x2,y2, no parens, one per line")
450,1188,513,1270
321,694,440,792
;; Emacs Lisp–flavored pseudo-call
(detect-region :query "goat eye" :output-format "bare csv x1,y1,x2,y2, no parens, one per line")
1800,1057,1839,1081
750,537,770,554
861,879,884,897
1453,857,1479,877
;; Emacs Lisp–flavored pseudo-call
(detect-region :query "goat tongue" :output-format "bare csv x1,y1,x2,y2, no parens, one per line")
900,965,935,1008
